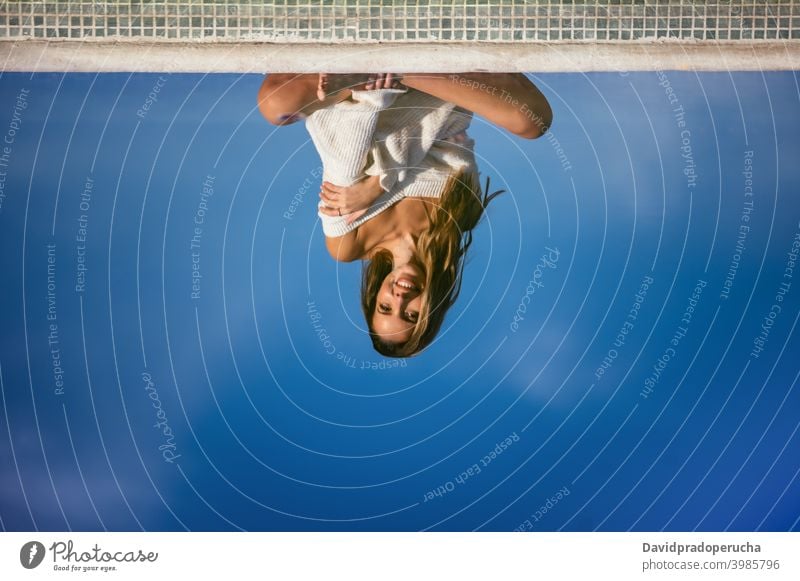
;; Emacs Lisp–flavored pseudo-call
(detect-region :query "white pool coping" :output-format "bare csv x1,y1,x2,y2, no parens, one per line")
2,40,799,73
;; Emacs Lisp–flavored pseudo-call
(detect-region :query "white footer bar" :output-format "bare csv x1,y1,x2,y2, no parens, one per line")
1,532,797,580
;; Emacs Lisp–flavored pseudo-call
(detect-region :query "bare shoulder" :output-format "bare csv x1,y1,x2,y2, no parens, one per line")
325,231,362,263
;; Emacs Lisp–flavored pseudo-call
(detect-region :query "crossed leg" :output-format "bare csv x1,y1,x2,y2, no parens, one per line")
257,72,552,139
257,73,401,126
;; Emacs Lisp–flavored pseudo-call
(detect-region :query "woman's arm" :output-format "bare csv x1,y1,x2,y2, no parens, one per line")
399,73,552,139
325,230,363,263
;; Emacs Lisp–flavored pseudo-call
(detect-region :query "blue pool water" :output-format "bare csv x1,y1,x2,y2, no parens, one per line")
0,71,798,531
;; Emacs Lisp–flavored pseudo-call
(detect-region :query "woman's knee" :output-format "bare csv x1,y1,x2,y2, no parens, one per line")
257,74,311,125
257,75,288,125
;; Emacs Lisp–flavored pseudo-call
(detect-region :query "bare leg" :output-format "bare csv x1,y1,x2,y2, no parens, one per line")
399,73,552,139
317,73,400,100
257,73,403,126
257,73,340,126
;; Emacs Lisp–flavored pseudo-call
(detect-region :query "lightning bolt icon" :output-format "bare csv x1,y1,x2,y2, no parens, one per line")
28,544,38,565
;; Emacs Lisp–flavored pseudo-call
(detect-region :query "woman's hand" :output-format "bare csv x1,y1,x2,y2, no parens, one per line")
319,175,385,223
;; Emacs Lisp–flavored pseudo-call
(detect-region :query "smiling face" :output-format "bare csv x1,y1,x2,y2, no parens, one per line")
370,263,424,345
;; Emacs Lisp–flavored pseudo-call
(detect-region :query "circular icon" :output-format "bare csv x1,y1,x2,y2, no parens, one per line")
19,541,46,569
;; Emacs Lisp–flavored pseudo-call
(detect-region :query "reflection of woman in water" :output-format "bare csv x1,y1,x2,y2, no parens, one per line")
258,73,552,356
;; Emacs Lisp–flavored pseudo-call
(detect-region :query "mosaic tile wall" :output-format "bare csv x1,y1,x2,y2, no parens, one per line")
0,1,797,42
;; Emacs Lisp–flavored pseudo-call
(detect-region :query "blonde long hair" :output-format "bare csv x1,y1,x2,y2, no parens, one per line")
361,169,504,357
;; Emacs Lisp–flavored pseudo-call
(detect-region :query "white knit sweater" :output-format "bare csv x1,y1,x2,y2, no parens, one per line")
305,87,478,237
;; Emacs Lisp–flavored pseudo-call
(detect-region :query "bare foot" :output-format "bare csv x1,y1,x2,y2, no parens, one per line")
362,73,404,91
316,74,371,101
316,73,404,101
